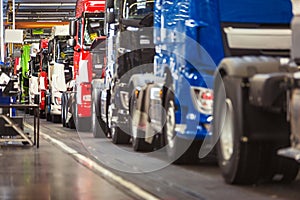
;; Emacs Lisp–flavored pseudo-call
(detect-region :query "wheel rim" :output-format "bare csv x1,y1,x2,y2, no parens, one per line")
111,126,116,140
220,98,234,161
61,96,65,123
92,101,96,132
166,100,176,149
107,105,113,129
74,103,78,127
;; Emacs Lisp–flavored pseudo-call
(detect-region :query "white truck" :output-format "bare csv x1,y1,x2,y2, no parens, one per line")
45,25,73,123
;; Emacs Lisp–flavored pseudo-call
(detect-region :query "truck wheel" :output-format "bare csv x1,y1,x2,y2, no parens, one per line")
215,76,261,184
45,96,51,121
68,103,76,129
106,101,130,143
25,108,30,114
61,93,67,127
29,108,34,115
163,90,200,164
40,110,45,119
92,91,106,138
111,126,131,144
132,129,153,152
130,95,153,151
68,117,76,129
52,114,61,123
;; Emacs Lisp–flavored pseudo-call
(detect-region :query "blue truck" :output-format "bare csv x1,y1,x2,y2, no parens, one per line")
130,0,299,174
98,0,299,184
130,0,223,160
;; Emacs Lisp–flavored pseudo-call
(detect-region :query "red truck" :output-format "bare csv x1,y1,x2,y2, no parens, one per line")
28,39,48,117
63,0,105,131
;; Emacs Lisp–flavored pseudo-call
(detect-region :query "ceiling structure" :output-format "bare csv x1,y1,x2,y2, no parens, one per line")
4,0,76,23
2,0,77,42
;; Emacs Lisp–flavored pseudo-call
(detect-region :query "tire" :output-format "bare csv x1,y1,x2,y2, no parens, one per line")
111,126,131,144
215,75,263,184
68,116,76,129
34,94,39,104
109,101,131,143
163,90,200,164
61,93,67,127
92,91,107,138
130,94,153,151
52,114,61,123
29,108,34,115
39,110,45,119
25,108,30,114
45,96,51,121
132,129,153,152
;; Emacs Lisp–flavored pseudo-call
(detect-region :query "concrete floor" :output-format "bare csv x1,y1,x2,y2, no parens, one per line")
0,113,299,200
0,140,133,200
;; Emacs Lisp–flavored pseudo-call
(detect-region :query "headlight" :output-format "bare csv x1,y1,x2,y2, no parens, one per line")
190,86,213,115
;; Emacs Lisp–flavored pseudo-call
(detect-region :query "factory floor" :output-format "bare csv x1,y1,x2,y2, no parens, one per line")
0,139,132,200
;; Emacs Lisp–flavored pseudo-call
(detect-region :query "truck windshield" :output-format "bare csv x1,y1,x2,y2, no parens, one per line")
123,0,154,19
32,55,40,76
84,18,105,46
41,52,48,71
55,40,74,64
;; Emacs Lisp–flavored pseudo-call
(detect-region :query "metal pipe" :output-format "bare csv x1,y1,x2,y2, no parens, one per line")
12,0,15,29
0,0,4,62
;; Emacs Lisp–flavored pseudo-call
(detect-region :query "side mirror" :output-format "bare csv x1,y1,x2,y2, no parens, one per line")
106,11,115,24
48,40,54,54
29,60,34,73
68,38,76,47
69,20,77,36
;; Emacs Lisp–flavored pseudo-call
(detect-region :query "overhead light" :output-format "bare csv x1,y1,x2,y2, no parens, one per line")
36,20,62,22
20,3,76,7
9,17,66,20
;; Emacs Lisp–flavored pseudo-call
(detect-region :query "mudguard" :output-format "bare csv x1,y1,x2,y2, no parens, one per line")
218,56,282,78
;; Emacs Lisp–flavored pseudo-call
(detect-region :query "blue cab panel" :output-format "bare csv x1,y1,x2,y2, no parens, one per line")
219,0,292,24
154,0,293,139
